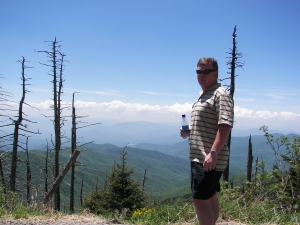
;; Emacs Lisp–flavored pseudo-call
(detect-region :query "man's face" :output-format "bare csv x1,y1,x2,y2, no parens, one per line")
197,62,218,91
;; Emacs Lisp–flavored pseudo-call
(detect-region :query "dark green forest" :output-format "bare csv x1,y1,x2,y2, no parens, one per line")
2,131,298,212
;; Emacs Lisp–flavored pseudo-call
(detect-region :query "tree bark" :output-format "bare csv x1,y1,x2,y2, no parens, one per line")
246,135,253,182
25,137,32,205
70,93,76,213
10,57,26,192
44,149,80,205
223,25,244,183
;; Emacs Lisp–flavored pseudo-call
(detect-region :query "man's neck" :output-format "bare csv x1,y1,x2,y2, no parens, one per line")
201,82,218,92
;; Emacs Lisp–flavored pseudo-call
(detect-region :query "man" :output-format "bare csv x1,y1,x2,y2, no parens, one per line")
180,57,234,225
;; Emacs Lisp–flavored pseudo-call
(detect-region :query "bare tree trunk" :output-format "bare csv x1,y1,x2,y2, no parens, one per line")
254,157,258,194
43,149,80,205
246,135,253,182
38,38,66,210
223,25,244,183
25,137,32,205
70,93,76,213
45,140,50,193
142,168,147,191
0,154,6,194
80,179,83,207
10,57,27,192
51,39,61,211
223,131,232,183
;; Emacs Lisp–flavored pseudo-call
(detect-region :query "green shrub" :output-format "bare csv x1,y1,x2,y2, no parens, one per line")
12,205,30,219
130,203,196,225
82,147,148,216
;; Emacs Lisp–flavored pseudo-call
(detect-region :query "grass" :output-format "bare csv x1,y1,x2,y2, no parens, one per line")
130,203,197,225
218,187,300,225
0,187,299,225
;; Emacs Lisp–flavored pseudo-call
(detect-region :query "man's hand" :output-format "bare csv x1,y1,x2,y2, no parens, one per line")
179,125,191,139
203,153,217,172
203,124,231,171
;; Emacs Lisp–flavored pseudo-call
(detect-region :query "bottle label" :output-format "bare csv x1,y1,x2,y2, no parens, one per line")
182,125,189,131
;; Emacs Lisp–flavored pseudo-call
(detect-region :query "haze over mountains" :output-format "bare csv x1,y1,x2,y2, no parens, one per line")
3,120,298,203
13,120,296,176
24,120,299,150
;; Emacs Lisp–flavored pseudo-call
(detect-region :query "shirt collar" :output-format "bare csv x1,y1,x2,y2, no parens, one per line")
199,83,221,95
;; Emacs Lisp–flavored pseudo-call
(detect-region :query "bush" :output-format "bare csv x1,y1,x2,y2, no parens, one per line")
82,147,148,217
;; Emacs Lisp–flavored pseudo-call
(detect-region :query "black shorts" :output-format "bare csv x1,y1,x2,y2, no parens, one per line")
190,161,223,200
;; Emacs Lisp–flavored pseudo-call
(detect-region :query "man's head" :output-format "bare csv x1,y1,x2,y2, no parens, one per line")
196,57,218,91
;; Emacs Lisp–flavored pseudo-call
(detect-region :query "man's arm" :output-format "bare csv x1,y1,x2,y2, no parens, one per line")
203,124,231,171
211,124,232,152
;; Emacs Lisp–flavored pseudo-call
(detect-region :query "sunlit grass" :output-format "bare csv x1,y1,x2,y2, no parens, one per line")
130,204,197,225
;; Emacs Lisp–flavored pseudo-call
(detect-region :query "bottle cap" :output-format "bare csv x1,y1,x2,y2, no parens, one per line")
182,114,186,118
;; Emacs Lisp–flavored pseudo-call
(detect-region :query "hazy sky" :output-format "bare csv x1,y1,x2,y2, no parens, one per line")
1,0,299,133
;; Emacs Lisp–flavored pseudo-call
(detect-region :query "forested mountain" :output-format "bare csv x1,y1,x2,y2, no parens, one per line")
134,133,298,175
8,143,190,209
3,132,298,210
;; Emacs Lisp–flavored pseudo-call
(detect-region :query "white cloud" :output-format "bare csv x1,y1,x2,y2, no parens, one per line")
75,100,192,115
280,111,300,120
25,100,300,122
234,106,299,120
6,100,298,131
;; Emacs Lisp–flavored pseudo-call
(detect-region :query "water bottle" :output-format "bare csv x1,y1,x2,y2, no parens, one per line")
181,114,189,131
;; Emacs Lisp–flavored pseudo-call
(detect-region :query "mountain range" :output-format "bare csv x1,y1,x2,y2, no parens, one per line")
4,120,298,209
20,120,299,150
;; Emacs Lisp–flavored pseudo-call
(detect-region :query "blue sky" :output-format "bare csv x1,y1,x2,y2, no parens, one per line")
1,0,299,133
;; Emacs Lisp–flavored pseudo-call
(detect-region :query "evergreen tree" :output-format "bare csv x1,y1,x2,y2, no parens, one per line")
82,147,147,215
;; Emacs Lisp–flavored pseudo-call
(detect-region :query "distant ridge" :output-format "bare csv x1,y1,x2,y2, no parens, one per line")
16,120,298,150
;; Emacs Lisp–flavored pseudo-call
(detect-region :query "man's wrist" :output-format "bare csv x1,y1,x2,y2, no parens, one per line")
210,150,218,156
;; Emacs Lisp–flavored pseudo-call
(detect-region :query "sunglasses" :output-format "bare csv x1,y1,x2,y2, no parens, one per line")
196,69,217,74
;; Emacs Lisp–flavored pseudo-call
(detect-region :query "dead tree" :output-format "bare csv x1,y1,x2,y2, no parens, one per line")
69,93,101,213
254,157,258,194
246,135,253,182
221,25,244,183
70,93,77,213
44,139,51,194
38,38,67,211
25,137,32,205
0,152,7,194
10,57,38,192
142,168,147,191
0,75,14,194
43,148,80,205
80,179,83,207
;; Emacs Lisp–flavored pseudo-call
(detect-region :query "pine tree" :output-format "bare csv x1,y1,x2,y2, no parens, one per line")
82,146,147,215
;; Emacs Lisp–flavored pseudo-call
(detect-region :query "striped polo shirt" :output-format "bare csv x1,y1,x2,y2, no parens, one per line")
189,83,234,171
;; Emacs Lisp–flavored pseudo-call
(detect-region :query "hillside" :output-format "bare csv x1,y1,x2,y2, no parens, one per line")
134,133,298,176
3,130,299,213
11,143,190,209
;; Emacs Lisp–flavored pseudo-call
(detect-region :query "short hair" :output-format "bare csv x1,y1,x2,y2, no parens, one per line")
197,57,218,71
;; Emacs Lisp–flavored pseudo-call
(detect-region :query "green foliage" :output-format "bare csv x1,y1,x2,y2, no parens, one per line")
82,147,148,216
219,182,300,225
215,127,300,224
128,127,300,225
12,205,30,219
260,125,300,212
3,143,189,212
0,187,40,219
130,203,196,225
